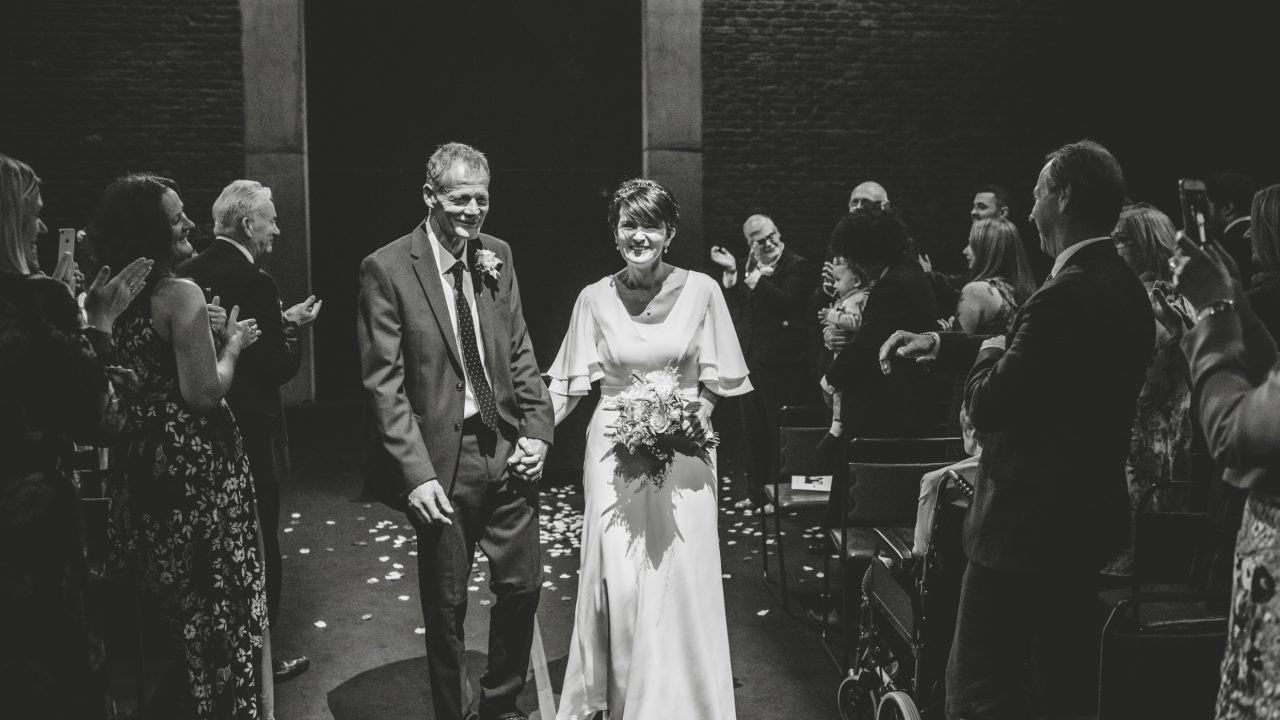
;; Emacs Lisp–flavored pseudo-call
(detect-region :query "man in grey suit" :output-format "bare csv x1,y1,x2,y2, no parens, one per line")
358,142,554,720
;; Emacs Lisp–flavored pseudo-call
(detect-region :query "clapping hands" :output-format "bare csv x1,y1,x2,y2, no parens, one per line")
284,294,323,328
83,257,154,331
223,305,261,354
709,246,736,272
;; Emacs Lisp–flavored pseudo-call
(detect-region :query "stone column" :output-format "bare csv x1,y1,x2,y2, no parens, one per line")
643,0,703,268
241,0,313,403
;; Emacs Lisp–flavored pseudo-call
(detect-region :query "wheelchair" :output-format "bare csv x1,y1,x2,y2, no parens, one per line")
837,469,973,720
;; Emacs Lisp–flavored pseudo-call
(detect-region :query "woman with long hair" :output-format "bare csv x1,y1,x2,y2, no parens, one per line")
88,172,270,718
954,217,1036,334
0,153,149,718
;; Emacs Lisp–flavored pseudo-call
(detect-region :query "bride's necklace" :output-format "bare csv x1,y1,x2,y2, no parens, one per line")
618,265,670,316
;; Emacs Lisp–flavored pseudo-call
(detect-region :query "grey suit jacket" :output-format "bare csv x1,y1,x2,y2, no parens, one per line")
357,223,554,509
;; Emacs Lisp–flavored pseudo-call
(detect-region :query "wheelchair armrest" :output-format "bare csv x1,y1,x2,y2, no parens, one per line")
873,525,915,564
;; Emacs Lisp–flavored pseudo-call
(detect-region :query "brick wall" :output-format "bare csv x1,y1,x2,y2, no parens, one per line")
703,0,1279,276
0,0,242,252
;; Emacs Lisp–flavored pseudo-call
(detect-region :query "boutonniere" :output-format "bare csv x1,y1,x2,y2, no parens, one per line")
474,248,503,284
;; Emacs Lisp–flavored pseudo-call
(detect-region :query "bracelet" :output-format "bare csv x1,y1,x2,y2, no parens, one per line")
1196,300,1236,323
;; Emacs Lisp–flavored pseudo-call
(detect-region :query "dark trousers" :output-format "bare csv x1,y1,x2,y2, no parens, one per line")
946,561,1101,720
415,417,542,720
738,363,813,503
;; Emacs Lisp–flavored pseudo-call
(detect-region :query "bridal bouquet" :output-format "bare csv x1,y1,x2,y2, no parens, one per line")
605,368,718,487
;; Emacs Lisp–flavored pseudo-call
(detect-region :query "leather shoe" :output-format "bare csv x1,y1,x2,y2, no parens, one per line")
273,655,310,681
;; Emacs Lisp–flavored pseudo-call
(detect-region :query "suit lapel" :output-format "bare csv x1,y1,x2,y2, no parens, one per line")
409,224,463,368
468,238,501,375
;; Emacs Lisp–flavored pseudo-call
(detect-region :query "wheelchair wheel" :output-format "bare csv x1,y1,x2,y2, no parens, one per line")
876,691,922,720
837,672,878,720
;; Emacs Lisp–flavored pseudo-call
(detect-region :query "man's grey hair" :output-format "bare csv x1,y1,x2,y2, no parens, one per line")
425,142,490,193
213,180,272,236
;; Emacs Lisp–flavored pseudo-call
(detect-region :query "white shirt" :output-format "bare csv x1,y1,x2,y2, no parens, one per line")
428,225,492,420
215,236,256,264
1047,236,1111,280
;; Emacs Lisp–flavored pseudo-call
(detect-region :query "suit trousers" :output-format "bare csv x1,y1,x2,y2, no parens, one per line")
415,417,542,720
946,561,1102,720
737,364,812,503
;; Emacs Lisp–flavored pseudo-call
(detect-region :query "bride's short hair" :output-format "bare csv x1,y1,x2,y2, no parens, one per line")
608,178,679,233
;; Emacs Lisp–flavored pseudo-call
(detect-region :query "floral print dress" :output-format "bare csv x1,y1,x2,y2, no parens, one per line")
112,307,265,718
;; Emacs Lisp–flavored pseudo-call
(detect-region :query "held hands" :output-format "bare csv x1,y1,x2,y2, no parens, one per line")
681,398,714,446
83,257,153,331
206,296,228,340
709,246,737,272
1172,232,1239,311
223,305,261,354
507,437,549,483
878,330,938,374
407,479,454,526
284,294,323,328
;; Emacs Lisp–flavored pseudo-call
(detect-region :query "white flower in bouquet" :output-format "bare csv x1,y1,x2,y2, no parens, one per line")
605,367,719,489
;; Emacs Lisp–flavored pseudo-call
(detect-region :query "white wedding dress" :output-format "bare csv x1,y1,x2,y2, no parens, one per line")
547,270,752,720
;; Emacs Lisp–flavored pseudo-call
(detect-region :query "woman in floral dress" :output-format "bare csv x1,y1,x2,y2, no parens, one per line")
88,173,269,718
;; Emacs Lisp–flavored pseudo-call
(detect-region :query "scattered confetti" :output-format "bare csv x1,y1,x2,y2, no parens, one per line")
385,572,403,581
398,595,410,601
756,610,769,617
326,520,336,525
393,563,404,569
360,613,373,621
480,599,492,606
314,620,327,628
283,528,293,533
379,556,390,562
414,627,425,635
367,578,379,584
352,541,368,547
291,512,301,519
298,548,310,554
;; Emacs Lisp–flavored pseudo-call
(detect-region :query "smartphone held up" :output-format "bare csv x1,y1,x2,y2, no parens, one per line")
1178,179,1211,247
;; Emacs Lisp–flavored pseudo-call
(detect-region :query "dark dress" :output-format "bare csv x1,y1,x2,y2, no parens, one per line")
111,305,266,719
0,274,124,720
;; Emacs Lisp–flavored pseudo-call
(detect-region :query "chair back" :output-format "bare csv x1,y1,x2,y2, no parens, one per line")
778,426,835,479
845,460,952,526
847,436,964,464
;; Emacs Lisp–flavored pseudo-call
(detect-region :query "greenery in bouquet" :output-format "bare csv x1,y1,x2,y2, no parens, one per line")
605,367,718,488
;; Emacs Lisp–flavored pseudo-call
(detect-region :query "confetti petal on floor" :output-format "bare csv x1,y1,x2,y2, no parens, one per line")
756,609,769,617
398,595,410,601
298,548,310,554
291,512,302,519
360,613,373,621
414,627,425,635
314,620,327,628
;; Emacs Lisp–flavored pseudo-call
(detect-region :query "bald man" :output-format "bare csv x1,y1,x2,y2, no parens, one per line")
848,181,889,215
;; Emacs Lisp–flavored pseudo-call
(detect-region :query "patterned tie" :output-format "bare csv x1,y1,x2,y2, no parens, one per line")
449,260,499,430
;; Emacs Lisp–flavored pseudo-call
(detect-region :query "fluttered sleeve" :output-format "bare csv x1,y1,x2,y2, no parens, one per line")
699,277,753,396
546,285,604,396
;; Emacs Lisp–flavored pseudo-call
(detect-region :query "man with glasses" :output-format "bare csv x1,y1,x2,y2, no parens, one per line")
711,214,816,511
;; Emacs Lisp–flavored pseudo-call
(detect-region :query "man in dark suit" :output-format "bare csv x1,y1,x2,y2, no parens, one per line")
881,140,1154,718
710,214,816,510
1206,171,1255,289
178,179,321,681
822,208,940,440
358,142,553,720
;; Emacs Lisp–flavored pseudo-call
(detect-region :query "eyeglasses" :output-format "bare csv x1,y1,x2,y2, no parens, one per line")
751,231,780,246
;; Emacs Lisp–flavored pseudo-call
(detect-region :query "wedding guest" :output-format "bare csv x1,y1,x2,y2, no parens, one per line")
1245,184,1280,339
548,177,749,720
358,142,552,720
881,140,1153,718
710,214,815,512
88,173,270,719
848,180,890,214
178,180,320,683
1206,172,1256,289
822,208,938,439
817,257,873,442
952,217,1036,335
1112,205,1197,509
0,153,151,720
970,184,1011,223
1172,232,1280,720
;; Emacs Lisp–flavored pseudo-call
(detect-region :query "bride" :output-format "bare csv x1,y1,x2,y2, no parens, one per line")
547,178,752,719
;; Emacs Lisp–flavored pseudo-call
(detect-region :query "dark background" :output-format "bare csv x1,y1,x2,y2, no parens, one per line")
4,0,1278,410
